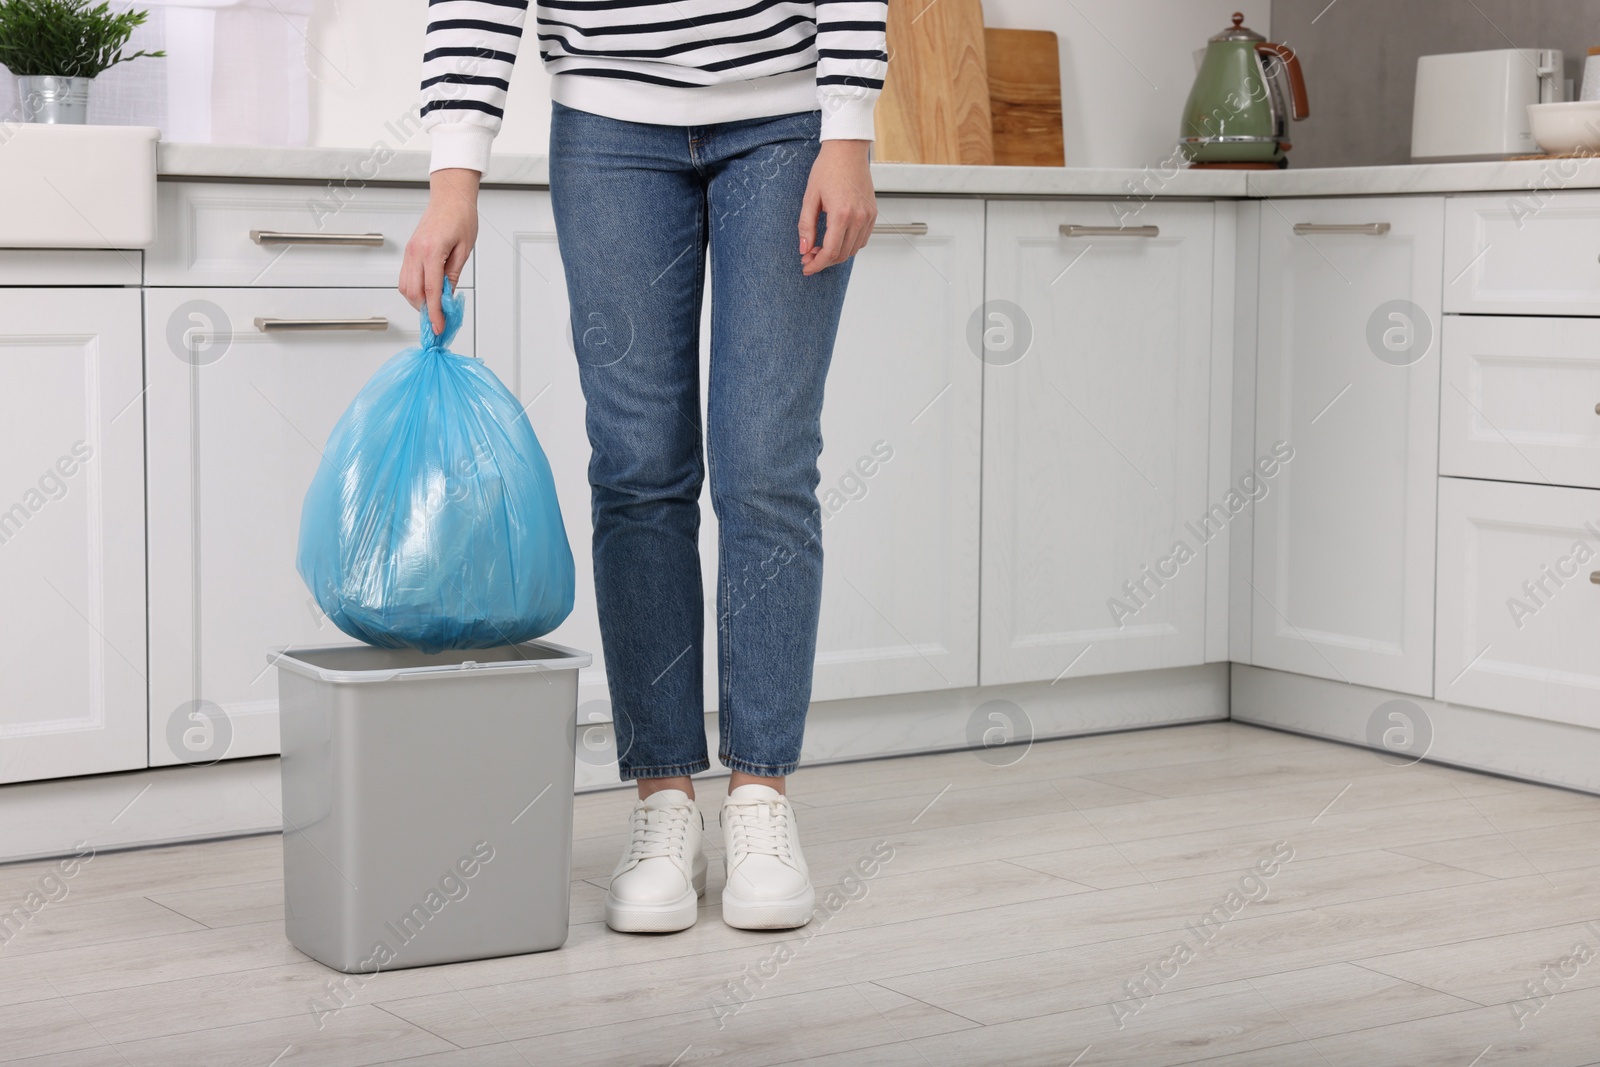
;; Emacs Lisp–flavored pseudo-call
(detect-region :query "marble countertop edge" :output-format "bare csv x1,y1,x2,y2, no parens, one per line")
156,143,1600,199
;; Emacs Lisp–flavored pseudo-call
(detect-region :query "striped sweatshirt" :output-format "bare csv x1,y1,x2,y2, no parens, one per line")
420,0,889,174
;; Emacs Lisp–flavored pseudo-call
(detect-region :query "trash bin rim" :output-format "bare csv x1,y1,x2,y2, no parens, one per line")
267,640,592,684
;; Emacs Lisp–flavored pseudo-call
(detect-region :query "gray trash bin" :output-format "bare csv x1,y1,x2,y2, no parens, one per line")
268,639,591,973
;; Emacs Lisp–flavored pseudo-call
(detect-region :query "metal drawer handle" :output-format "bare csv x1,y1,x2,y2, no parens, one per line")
1592,571,1600,585
1061,224,1160,238
254,317,389,332
1293,223,1391,236
250,229,386,246
872,223,929,236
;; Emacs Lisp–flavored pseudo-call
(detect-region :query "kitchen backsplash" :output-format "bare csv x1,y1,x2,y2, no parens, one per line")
1269,0,1600,167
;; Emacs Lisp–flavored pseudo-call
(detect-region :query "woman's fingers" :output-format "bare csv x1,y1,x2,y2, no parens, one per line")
444,239,470,295
847,212,874,259
424,255,448,336
798,185,823,255
398,250,424,310
802,200,876,275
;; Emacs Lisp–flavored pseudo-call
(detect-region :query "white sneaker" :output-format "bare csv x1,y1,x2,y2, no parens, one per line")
720,784,814,930
604,788,707,933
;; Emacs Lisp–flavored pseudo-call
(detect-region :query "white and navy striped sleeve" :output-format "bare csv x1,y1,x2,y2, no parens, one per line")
420,0,530,174
813,0,887,141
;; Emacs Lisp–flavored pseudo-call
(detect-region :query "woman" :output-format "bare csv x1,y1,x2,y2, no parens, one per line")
399,0,886,935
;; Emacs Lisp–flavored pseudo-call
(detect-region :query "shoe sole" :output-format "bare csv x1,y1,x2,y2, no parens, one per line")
605,865,706,934
721,883,815,931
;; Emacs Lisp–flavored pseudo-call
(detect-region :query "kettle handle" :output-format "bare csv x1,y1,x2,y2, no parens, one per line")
1256,42,1309,120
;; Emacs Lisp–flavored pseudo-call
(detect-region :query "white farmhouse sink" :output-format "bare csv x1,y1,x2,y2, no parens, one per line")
0,124,160,248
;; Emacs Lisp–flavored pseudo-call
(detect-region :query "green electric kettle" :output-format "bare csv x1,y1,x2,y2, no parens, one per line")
1179,12,1308,166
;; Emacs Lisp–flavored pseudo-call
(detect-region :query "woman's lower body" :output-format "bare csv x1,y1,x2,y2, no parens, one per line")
548,101,854,931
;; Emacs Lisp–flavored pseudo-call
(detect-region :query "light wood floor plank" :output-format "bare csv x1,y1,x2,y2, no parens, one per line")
0,997,111,1063
2,920,306,1001
782,722,1324,797
1104,795,1505,881
0,1049,129,1067
109,1003,455,1067
66,959,469,1044
0,895,205,959
525,982,972,1066
0,835,281,909
1357,915,1600,1007
1391,821,1600,878
905,980,1302,1066
146,878,283,929
871,850,1493,1023
1256,981,1600,1067
1073,768,1518,845
1243,961,1480,1039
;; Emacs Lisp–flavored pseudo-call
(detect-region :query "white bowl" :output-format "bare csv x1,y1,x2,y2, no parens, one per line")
1527,101,1600,155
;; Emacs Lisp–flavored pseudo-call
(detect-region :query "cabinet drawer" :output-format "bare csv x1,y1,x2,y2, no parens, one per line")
1441,316,1600,489
1435,477,1600,727
1445,192,1600,314
147,181,473,288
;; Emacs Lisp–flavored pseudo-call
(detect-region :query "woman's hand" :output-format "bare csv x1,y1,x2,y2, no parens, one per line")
798,139,876,276
400,167,481,335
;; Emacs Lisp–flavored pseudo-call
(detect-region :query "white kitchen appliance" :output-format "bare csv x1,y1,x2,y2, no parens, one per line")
1412,48,1565,161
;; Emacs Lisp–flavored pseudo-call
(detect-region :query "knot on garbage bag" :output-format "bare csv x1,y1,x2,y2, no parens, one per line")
422,277,466,352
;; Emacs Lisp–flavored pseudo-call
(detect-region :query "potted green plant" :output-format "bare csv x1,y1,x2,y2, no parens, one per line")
0,0,164,124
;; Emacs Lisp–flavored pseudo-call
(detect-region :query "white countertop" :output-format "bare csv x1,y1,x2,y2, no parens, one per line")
1246,157,1600,197
157,142,1600,199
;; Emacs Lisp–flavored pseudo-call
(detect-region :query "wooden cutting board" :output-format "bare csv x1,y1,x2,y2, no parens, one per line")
984,28,1065,166
873,0,994,165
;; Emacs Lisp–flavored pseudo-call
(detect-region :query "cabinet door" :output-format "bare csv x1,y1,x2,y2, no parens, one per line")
0,289,146,783
807,199,984,699
474,191,604,711
1435,477,1600,727
1439,316,1600,490
1251,197,1444,696
145,288,476,765
982,201,1215,685
476,191,984,707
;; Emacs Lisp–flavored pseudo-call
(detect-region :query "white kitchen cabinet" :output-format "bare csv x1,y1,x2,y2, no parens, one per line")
981,200,1215,686
145,288,476,765
1435,476,1600,727
475,191,984,709
1444,190,1600,315
0,289,147,783
1251,196,1444,697
1440,316,1600,490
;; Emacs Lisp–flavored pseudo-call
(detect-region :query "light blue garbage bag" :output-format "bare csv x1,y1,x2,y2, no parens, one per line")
297,279,574,653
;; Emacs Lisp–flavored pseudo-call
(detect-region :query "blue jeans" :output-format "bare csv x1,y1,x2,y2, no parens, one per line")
548,101,853,781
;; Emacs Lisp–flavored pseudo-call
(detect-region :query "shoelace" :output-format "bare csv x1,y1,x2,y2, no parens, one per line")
625,803,692,864
723,797,794,862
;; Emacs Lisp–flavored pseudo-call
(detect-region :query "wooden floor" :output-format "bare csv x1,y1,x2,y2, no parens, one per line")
4,721,1600,1066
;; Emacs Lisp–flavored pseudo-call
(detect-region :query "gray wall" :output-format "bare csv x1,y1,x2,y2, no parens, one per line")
1269,0,1600,167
